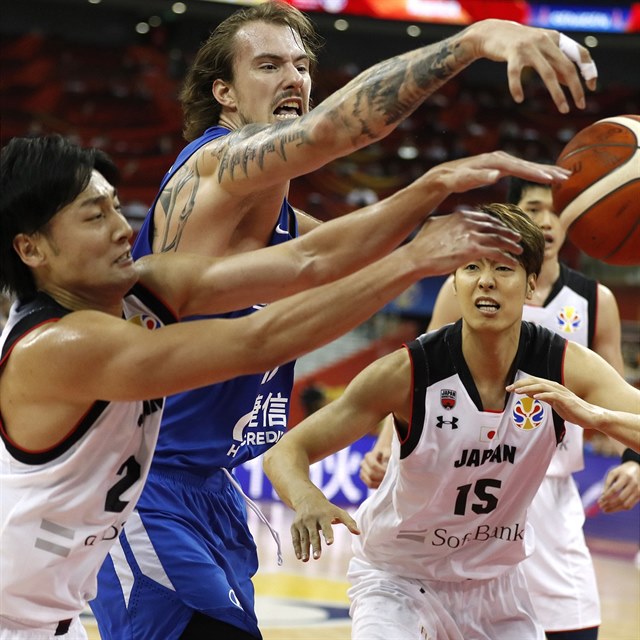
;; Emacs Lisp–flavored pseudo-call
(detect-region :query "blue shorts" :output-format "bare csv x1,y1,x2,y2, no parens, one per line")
91,467,261,639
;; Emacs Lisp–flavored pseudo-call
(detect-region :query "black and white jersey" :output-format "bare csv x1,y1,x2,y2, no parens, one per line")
352,320,567,582
0,287,174,625
523,263,597,476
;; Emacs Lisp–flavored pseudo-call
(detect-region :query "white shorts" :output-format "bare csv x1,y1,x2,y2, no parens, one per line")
0,615,87,640
347,557,544,640
522,474,600,632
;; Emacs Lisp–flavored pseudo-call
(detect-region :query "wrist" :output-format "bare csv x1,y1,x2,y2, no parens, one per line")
621,448,640,465
457,20,493,64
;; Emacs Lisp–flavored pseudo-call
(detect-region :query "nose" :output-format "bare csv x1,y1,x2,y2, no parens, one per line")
113,209,133,242
537,208,555,229
283,62,304,90
478,268,495,290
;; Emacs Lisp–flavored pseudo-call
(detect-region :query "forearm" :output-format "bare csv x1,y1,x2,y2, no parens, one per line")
590,409,640,453
248,245,424,370
311,29,475,152
132,245,424,398
297,178,447,284
264,443,321,510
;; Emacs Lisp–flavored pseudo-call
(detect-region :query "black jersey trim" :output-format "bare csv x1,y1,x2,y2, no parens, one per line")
401,338,429,459
127,282,178,326
519,321,568,444
0,293,114,464
0,400,109,465
547,264,597,348
1,293,69,361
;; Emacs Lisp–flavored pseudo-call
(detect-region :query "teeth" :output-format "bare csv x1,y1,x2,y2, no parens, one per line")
477,301,499,310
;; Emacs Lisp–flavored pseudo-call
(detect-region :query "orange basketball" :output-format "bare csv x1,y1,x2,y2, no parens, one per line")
552,114,640,265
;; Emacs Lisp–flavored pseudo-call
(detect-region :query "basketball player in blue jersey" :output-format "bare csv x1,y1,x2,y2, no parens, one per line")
1,136,547,638
361,178,639,639
92,2,600,637
264,203,639,640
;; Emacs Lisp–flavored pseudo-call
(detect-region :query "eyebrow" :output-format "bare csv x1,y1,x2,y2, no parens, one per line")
79,188,119,208
254,52,309,63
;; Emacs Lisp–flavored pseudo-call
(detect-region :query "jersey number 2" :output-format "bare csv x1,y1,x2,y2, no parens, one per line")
454,478,501,515
105,456,142,513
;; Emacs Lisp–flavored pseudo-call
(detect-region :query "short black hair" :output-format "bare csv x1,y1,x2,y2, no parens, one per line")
0,135,119,300
507,177,552,206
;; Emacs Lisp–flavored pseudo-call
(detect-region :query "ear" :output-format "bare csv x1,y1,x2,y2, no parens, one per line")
13,233,47,268
212,79,236,110
526,274,536,300
452,274,458,295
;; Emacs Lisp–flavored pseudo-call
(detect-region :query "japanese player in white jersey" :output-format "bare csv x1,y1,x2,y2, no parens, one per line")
360,179,640,639
264,203,640,640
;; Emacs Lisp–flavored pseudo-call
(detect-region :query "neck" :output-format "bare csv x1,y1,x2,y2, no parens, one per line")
217,114,242,131
529,257,560,306
37,286,123,318
461,321,521,388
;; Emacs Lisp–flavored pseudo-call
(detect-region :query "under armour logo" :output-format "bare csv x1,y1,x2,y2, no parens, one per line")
436,416,459,429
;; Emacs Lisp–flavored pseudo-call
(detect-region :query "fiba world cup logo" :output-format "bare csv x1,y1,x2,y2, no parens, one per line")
129,314,161,330
557,306,581,333
512,397,545,430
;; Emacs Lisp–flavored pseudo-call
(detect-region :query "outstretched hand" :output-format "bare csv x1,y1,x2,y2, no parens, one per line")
290,494,360,562
411,209,524,272
469,20,597,113
506,376,603,428
429,151,570,195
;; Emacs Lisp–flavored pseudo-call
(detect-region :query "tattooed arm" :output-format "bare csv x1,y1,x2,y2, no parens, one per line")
211,20,595,193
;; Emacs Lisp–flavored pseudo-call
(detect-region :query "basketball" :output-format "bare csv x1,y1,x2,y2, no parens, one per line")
552,114,640,265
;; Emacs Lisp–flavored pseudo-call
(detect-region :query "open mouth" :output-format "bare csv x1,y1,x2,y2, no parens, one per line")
475,298,500,313
115,250,132,265
543,232,554,245
273,100,302,119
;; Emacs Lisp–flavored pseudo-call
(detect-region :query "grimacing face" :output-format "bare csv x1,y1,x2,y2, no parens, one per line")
454,258,536,333
517,185,566,261
214,21,312,127
22,170,135,307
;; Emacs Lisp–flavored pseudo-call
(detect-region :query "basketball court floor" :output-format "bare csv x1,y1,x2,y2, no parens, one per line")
83,500,639,639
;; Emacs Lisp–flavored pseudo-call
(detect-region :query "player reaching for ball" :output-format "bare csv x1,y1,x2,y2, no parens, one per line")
360,179,639,639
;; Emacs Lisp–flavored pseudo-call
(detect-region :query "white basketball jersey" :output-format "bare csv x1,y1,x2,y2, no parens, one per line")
523,264,597,476
352,321,567,582
0,286,175,626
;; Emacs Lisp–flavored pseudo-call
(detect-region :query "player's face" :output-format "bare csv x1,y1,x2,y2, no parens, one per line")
454,258,535,333
30,170,135,310
222,21,311,126
518,186,566,262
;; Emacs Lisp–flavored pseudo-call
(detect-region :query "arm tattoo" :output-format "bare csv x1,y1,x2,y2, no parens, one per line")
157,163,200,252
338,38,464,136
215,124,310,183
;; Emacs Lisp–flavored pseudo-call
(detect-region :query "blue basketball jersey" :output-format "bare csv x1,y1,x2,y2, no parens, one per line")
132,126,298,471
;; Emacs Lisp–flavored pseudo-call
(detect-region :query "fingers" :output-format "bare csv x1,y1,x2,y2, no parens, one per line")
599,463,640,513
507,29,595,112
291,510,360,562
359,451,389,489
558,34,598,90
